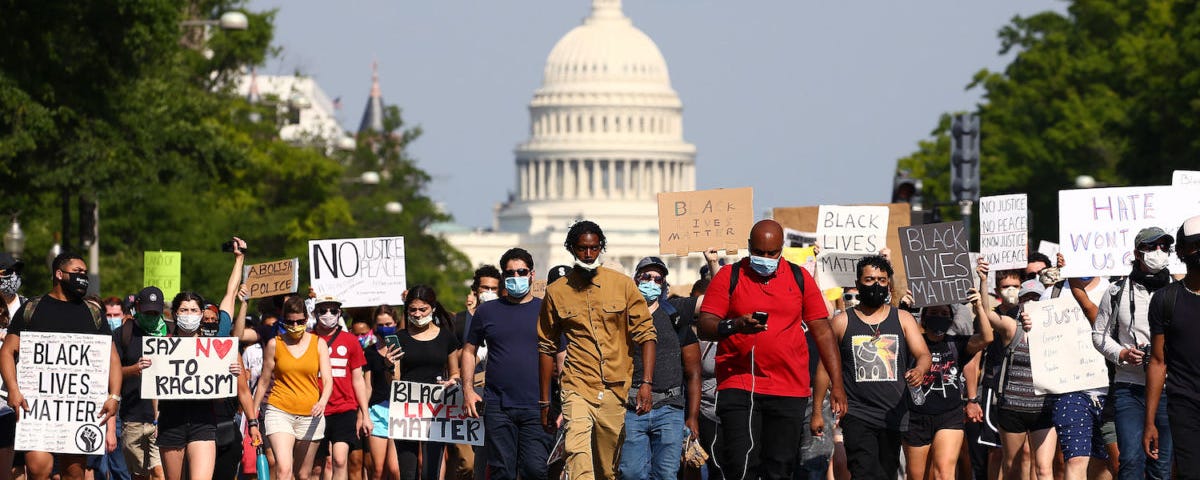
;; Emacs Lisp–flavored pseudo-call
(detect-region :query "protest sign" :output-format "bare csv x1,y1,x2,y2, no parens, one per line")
144,251,181,301
1174,170,1200,187
309,236,407,308
530,279,548,299
978,194,1028,270
782,247,817,277
783,228,817,248
1025,296,1109,394
243,258,300,299
388,381,484,446
657,188,753,255
1037,241,1060,260
815,205,888,288
15,332,111,455
773,203,913,295
1058,186,1199,277
898,222,972,308
140,337,237,400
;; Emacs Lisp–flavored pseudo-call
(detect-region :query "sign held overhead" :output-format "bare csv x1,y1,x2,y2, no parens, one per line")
657,188,753,256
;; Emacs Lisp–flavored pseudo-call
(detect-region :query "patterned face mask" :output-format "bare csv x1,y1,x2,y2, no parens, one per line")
0,273,21,296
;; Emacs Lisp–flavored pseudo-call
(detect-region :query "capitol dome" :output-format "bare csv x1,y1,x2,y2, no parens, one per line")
540,0,674,97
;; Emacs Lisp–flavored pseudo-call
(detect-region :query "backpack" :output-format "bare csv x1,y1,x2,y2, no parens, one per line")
727,259,807,297
993,306,1025,405
1148,280,1183,330
22,295,103,331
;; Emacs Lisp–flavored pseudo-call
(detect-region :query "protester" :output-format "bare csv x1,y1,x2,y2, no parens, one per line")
1145,214,1200,478
0,253,24,478
450,265,501,480
115,287,168,480
310,295,370,480
617,256,701,480
0,252,122,480
393,285,461,480
255,295,334,480
537,220,657,480
1024,253,1054,283
460,249,552,480
363,305,403,480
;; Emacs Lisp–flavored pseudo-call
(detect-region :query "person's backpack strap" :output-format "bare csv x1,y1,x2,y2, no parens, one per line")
785,260,806,296
996,311,1025,402
21,296,41,324
120,320,135,351
1109,278,1127,343
83,299,103,331
727,260,807,297
1050,282,1063,299
728,262,741,297
1154,280,1182,330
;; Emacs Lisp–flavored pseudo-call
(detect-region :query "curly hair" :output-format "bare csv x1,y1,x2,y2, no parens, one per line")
563,220,606,254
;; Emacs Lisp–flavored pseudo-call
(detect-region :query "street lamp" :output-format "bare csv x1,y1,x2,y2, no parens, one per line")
1075,175,1098,189
2,215,25,260
385,202,403,214
360,171,381,185
180,11,249,30
46,233,62,271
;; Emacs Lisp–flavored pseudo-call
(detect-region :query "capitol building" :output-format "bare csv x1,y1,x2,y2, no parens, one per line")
440,0,711,287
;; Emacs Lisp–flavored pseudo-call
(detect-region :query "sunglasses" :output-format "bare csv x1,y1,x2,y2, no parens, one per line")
1137,243,1173,253
635,273,665,284
317,307,341,315
280,319,307,326
503,268,531,278
843,293,858,301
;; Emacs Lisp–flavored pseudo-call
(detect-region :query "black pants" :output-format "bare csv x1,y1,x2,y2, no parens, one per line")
214,428,243,480
1169,394,1200,480
396,440,444,480
840,414,902,480
700,415,725,480
715,389,808,480
964,419,990,480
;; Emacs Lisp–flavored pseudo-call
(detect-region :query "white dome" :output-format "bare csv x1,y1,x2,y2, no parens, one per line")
541,0,673,94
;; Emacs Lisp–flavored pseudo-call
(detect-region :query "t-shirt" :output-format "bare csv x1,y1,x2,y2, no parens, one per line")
116,322,156,423
631,298,699,409
397,326,461,384
910,335,971,415
1150,283,1200,402
701,259,829,397
364,347,392,406
9,295,112,337
321,328,367,415
467,297,542,408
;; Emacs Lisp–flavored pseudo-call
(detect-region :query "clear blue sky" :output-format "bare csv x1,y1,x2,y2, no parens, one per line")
253,0,1066,228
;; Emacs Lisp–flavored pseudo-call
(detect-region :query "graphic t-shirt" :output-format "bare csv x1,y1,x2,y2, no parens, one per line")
397,327,461,384
321,328,367,415
910,335,971,415
840,306,910,430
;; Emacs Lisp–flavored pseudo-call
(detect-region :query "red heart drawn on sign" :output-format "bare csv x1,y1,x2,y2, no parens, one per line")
212,339,234,360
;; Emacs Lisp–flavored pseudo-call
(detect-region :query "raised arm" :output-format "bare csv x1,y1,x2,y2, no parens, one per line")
219,237,247,316
966,288,994,355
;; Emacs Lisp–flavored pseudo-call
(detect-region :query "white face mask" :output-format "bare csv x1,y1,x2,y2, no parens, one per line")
999,286,1020,306
410,312,434,327
318,313,341,328
176,314,202,332
1143,250,1170,273
574,254,602,271
477,291,499,304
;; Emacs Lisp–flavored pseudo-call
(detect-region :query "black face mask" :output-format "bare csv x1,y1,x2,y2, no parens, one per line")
856,283,889,308
923,315,953,335
1182,250,1200,270
60,272,89,299
199,323,220,337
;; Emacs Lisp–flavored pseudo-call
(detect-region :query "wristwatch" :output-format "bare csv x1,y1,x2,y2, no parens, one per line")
717,318,737,337
966,397,980,405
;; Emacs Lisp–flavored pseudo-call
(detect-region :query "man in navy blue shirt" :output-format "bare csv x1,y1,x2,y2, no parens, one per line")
462,247,552,480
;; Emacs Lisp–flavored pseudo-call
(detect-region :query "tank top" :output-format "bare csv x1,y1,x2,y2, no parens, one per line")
268,334,321,416
841,306,910,430
998,329,1052,413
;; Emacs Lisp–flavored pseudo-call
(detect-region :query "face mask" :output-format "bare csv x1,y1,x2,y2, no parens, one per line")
1079,276,1094,282
505,277,531,298
409,313,433,327
923,315,953,336
106,316,123,331
0,273,20,296
844,296,860,309
749,255,779,277
357,334,374,348
999,286,1020,306
1141,250,1170,273
638,281,662,303
136,313,167,336
175,313,202,332
376,325,397,337
60,272,89,299
285,322,306,339
573,256,601,272
856,283,889,308
318,312,341,329
1037,267,1061,286
478,291,499,303
199,323,219,337
1183,250,1200,269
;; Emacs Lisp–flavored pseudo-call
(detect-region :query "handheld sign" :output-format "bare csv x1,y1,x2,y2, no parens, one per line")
1025,296,1108,394
783,228,817,248
243,258,300,299
657,188,754,256
1057,186,1198,278
530,279,548,299
898,222,972,308
1174,170,1200,187
816,205,888,288
309,236,407,308
978,194,1028,270
388,381,484,446
1037,241,1060,260
141,337,238,400
144,251,181,301
15,332,111,455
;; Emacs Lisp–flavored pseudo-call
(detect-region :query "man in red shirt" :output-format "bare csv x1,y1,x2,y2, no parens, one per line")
697,219,847,480
311,295,369,480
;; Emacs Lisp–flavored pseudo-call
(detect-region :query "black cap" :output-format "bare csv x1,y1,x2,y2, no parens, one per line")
0,253,23,275
136,286,165,313
635,256,670,277
547,265,571,284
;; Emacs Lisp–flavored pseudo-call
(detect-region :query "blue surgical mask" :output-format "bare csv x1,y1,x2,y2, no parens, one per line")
749,255,779,276
376,325,397,337
505,276,531,298
106,316,124,331
1079,276,1094,282
638,281,662,303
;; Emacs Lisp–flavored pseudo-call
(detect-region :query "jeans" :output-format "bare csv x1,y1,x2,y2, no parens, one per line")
715,389,808,480
484,404,552,480
619,404,686,480
1113,383,1171,480
794,398,833,480
87,418,132,480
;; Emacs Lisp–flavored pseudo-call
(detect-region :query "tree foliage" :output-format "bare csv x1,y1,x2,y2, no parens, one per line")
898,0,1200,241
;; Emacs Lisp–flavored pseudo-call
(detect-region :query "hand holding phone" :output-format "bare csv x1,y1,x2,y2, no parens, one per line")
752,311,769,327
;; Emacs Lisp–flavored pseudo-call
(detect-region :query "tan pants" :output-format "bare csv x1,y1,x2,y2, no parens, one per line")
561,389,626,480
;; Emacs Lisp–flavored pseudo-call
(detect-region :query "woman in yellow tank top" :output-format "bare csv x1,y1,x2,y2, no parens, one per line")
253,296,333,480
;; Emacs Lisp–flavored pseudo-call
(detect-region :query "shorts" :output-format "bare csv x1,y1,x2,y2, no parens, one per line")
156,420,217,449
1052,392,1108,460
0,413,15,448
263,404,325,441
322,410,359,446
977,388,1001,447
903,408,965,447
996,407,1054,434
122,421,162,475
369,404,390,438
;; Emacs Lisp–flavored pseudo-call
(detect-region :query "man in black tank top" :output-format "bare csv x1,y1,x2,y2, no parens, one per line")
830,255,931,480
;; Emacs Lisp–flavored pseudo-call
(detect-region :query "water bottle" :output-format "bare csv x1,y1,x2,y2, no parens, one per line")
257,445,271,480
908,383,926,406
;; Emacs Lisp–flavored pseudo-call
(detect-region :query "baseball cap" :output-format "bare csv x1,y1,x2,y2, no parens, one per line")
635,256,670,277
136,286,165,313
1019,279,1046,299
0,253,23,275
546,265,571,284
1179,215,1200,245
312,294,342,307
1134,227,1174,246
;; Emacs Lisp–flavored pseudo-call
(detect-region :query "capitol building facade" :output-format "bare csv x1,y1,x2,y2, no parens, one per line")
441,0,710,287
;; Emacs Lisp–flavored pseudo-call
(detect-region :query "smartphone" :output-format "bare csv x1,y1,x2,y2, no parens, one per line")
752,311,769,326
221,240,248,253
384,335,402,351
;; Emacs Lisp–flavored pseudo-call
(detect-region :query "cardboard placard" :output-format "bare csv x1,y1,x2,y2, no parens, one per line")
15,332,111,454
144,251,181,301
978,194,1028,270
140,337,238,400
309,236,407,308
388,381,484,446
243,258,300,299
1037,241,1060,260
657,188,754,255
816,205,889,288
773,204,912,295
1026,296,1109,394
531,279,548,299
1173,170,1200,187
783,228,817,248
898,222,972,308
1058,187,1198,278
782,247,817,277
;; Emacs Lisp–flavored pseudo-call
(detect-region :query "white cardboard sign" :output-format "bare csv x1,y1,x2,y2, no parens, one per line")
15,332,111,455
1026,296,1108,395
141,337,238,400
979,194,1028,270
388,381,483,446
1173,170,1200,187
309,236,407,308
816,205,888,287
1058,186,1198,277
